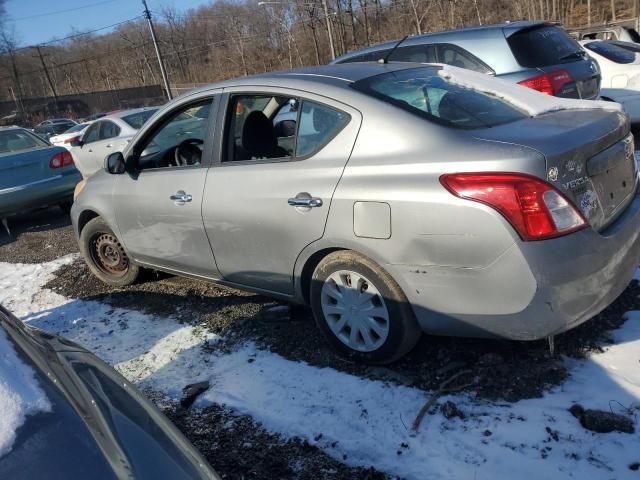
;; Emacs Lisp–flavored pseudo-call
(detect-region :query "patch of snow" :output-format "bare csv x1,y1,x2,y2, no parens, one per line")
0,328,51,458
1,258,639,478
437,64,623,117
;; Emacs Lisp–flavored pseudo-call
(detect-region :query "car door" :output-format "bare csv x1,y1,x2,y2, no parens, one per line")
111,94,220,278
87,120,122,171
73,122,102,178
202,88,361,295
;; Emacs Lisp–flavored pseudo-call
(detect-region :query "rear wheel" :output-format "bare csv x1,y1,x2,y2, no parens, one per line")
310,251,421,364
79,217,140,286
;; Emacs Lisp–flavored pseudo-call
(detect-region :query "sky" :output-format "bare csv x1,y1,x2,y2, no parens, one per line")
3,0,210,47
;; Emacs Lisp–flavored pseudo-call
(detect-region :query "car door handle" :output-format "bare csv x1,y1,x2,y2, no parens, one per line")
170,191,192,204
288,196,323,207
106,144,113,148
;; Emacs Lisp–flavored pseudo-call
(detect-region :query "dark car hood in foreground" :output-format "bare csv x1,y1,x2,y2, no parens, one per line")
0,305,219,480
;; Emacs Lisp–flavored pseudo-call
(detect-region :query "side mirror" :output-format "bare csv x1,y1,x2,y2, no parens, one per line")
105,152,126,175
70,139,83,148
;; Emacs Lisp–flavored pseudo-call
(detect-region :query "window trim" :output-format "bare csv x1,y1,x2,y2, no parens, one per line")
126,95,218,175
219,91,352,167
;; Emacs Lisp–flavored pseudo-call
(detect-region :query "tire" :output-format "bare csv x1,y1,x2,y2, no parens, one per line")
310,250,421,364
79,216,140,286
58,199,73,214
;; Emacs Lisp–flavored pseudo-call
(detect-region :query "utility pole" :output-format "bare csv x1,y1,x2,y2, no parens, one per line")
142,0,172,100
321,0,336,61
32,45,58,105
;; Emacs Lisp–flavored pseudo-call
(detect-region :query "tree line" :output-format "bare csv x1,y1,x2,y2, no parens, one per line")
0,0,637,107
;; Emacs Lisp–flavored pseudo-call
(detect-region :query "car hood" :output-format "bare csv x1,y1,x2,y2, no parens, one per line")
0,305,219,480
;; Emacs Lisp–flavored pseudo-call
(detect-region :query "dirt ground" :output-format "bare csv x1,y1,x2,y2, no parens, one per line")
3,206,640,479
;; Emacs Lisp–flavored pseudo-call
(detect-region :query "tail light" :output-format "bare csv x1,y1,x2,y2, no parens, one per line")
517,70,573,96
63,135,80,144
440,172,587,241
50,151,74,169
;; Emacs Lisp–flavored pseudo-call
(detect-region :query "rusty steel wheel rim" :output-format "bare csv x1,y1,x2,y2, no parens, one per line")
90,232,129,278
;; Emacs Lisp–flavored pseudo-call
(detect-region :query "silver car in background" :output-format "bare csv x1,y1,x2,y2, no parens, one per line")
71,63,640,363
70,107,158,179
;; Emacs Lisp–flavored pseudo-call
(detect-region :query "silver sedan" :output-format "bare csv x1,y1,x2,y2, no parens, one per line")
71,63,640,363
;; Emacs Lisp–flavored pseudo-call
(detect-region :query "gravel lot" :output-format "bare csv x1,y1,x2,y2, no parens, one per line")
3,206,640,478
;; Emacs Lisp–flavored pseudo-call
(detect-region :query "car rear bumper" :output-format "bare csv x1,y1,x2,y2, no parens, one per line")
388,191,640,340
0,169,81,217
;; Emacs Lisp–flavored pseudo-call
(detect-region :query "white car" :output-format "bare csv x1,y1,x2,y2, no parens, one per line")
581,39,640,122
49,122,92,150
70,107,158,179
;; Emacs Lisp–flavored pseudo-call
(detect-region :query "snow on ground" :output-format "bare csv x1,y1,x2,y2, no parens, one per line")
1,257,639,479
0,327,51,458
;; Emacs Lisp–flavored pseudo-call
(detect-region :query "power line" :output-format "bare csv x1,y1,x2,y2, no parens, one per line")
12,0,123,22
13,16,144,52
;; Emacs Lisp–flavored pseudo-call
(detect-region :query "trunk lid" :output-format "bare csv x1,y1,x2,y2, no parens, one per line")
473,109,636,231
0,146,62,191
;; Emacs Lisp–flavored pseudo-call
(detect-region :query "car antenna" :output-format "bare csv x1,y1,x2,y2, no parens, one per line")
379,35,409,64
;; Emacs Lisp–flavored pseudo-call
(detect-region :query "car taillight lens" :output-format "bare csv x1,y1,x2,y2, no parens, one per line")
64,135,80,144
440,172,587,241
50,151,74,169
517,70,573,96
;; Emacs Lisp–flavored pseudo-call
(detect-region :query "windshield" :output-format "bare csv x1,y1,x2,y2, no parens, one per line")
584,41,636,64
122,109,158,129
352,67,527,129
0,129,49,155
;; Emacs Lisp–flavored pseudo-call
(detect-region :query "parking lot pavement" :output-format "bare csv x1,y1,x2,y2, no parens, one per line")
2,210,640,479
0,207,78,264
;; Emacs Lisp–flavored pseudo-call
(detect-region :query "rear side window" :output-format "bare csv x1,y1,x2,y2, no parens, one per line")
584,41,636,63
389,44,437,63
352,67,527,129
296,101,349,157
508,25,583,67
436,44,493,73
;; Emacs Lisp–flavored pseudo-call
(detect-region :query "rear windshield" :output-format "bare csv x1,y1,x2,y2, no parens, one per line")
610,40,640,53
352,67,527,129
584,41,636,63
508,25,584,67
0,129,49,155
122,109,157,129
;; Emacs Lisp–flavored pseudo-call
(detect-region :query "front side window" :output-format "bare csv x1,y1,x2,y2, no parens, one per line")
136,99,211,171
353,67,527,129
0,129,49,155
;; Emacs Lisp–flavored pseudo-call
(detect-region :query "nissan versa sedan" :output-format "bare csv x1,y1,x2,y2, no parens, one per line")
71,63,640,363
0,305,219,479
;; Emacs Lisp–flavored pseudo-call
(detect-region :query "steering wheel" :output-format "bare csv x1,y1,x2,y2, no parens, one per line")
174,138,204,167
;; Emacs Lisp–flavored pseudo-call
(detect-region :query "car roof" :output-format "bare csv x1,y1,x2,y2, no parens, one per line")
333,21,549,63
185,62,433,96
106,107,159,119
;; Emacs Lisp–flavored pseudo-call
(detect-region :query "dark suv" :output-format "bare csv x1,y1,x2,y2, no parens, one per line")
333,21,601,99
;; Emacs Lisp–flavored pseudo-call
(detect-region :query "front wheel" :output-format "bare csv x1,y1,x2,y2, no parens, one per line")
79,217,140,286
310,251,421,364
